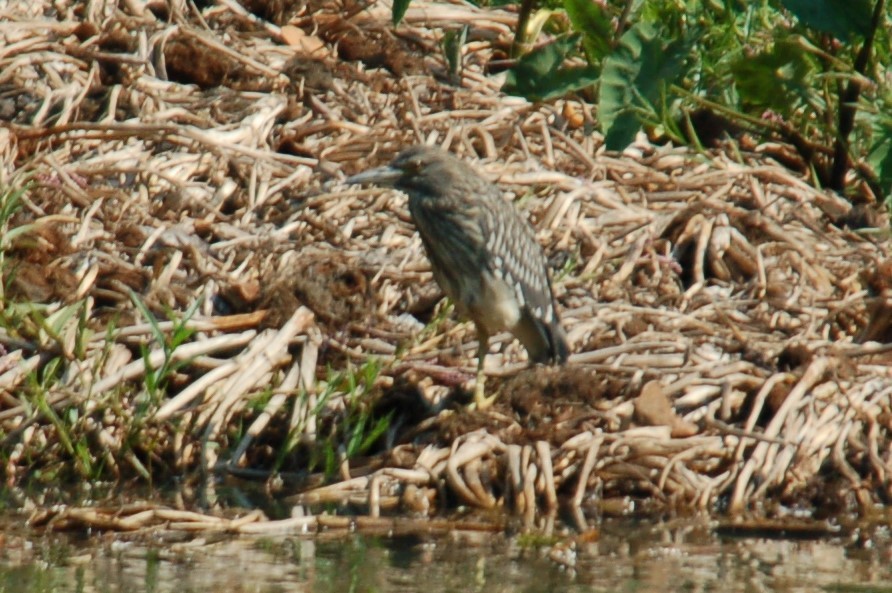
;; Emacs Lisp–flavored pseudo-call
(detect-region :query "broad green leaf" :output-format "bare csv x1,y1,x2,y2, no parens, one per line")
392,0,411,26
563,0,613,63
867,117,892,202
503,35,600,102
731,38,815,109
599,22,689,150
781,0,873,41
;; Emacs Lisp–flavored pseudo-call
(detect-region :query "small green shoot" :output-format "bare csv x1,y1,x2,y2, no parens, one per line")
441,25,468,85
129,290,201,410
302,358,391,479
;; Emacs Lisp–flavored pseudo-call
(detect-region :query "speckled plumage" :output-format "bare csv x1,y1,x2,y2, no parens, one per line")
346,145,568,407
395,146,567,363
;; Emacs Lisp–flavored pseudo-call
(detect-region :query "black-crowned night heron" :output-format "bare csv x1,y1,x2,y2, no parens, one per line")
346,145,568,408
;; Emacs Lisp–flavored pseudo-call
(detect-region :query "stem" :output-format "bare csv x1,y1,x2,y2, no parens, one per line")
511,0,537,58
829,0,886,193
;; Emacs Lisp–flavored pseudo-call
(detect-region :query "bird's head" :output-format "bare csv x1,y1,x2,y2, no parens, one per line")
344,145,463,196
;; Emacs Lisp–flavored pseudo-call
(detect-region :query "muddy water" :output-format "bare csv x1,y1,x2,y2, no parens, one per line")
3,517,891,593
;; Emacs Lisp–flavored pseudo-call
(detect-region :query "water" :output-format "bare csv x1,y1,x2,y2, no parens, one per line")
3,516,891,593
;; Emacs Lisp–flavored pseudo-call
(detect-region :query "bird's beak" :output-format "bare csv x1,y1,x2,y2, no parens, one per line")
344,166,402,187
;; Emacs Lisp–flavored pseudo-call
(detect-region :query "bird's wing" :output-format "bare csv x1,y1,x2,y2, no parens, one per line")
480,196,568,363
479,195,556,324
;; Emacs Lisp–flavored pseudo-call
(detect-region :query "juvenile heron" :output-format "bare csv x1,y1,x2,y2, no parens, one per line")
346,145,568,408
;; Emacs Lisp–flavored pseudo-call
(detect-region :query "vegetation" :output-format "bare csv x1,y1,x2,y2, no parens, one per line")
401,0,892,203
1,0,890,523
0,171,397,495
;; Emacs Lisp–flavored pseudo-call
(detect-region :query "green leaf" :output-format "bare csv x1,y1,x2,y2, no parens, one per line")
731,38,815,109
392,0,411,26
563,0,613,63
45,301,82,338
129,289,164,348
169,296,201,349
867,117,892,202
442,25,468,85
0,184,26,226
599,22,689,150
503,35,600,102
347,410,367,456
780,0,873,41
359,413,392,454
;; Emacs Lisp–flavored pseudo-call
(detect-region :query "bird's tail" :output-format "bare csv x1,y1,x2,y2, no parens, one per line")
548,320,570,364
516,310,569,365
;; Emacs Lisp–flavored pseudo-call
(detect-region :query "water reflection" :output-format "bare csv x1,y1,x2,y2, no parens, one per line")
2,519,891,593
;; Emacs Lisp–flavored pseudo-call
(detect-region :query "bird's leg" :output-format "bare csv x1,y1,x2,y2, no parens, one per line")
471,329,497,410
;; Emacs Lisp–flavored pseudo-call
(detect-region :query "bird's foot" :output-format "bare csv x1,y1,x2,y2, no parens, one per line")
469,381,497,411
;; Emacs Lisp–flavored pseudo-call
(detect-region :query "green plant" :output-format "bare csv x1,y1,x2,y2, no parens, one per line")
28,357,96,478
392,0,892,202
306,358,391,478
0,184,37,335
503,34,601,101
442,24,469,84
129,290,201,410
0,184,34,254
0,184,92,355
